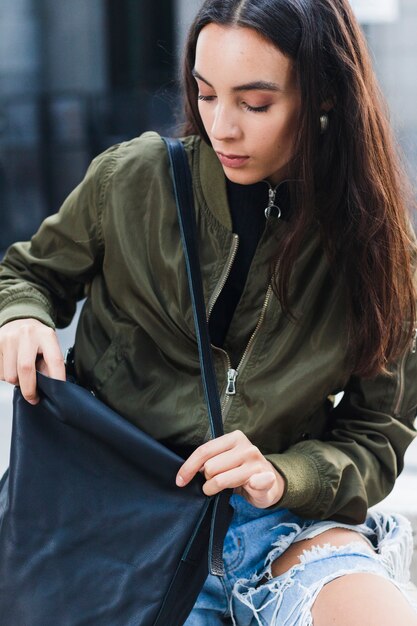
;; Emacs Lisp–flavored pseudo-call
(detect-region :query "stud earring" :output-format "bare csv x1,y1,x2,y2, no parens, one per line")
320,113,329,134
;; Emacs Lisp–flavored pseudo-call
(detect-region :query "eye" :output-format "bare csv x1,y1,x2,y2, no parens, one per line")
243,103,270,113
198,94,216,102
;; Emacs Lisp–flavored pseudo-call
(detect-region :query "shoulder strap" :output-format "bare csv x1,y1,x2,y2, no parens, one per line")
162,137,224,441
163,137,232,578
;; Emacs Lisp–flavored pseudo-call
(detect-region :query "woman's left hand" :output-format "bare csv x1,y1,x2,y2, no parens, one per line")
176,430,286,509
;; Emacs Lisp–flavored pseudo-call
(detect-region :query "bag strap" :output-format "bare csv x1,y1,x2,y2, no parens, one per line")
163,137,224,440
163,137,231,577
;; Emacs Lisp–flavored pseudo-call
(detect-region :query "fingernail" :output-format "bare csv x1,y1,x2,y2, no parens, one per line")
176,475,185,487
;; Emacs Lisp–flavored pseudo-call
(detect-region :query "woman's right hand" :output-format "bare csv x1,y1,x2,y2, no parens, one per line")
0,319,66,405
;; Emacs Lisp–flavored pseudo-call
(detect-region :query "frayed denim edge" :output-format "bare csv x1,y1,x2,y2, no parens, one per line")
230,539,417,625
230,543,375,626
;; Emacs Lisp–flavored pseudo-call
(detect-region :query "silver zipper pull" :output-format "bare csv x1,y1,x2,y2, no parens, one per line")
411,327,417,354
226,369,238,395
264,187,281,219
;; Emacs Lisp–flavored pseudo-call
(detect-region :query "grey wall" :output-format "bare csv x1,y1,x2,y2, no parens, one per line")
39,0,108,94
0,0,108,97
0,0,41,95
366,0,417,179
174,0,204,62
0,0,109,247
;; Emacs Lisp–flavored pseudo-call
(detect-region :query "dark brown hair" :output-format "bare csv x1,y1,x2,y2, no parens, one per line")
180,0,416,377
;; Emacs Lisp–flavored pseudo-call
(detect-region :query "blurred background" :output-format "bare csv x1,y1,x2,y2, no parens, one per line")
0,0,416,248
0,0,416,575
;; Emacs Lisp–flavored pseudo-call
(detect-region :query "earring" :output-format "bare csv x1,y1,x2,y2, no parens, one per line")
320,113,329,134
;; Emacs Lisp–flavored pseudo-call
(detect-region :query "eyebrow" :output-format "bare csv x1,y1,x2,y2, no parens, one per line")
192,68,282,92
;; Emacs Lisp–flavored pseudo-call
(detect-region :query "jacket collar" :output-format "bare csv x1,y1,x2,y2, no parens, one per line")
197,137,293,230
197,137,233,231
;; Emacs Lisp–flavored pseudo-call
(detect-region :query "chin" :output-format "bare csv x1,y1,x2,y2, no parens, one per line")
223,169,264,186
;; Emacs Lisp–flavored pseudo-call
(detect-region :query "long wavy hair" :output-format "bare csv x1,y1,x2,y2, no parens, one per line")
180,0,416,378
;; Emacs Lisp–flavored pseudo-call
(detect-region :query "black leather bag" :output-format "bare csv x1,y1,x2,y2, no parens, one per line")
0,138,233,626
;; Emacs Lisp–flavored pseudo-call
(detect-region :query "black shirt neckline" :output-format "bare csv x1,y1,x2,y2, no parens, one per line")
208,178,292,349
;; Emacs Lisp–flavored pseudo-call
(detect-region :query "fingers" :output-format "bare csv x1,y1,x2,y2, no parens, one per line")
176,429,286,508
0,319,65,404
202,466,275,497
17,339,40,404
2,337,19,386
36,357,50,376
41,336,66,381
201,447,247,480
176,430,246,486
246,471,277,491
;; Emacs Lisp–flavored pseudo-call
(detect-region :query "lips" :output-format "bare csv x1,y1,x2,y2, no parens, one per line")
216,151,250,168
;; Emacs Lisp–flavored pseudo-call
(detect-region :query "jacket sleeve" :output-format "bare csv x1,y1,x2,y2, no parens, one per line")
266,327,417,523
0,146,117,330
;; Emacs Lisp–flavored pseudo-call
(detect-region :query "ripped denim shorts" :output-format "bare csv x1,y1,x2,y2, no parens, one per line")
184,493,417,626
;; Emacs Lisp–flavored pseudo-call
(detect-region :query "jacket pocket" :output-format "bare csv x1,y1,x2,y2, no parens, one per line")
93,336,126,392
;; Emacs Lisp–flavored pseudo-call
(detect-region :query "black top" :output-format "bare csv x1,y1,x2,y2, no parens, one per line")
208,178,291,349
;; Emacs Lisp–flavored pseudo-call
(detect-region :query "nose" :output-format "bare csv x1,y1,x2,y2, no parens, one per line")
210,103,242,141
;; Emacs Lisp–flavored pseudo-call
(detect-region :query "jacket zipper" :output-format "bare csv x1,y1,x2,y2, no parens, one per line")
207,234,239,319
392,324,417,416
219,182,278,412
264,185,282,219
411,326,417,354
204,233,239,435
220,283,274,419
203,191,279,438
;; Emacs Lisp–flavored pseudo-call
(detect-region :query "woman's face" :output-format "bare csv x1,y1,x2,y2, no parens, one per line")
194,24,301,185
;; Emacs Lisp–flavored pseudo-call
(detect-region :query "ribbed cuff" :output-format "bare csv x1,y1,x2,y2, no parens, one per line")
0,300,55,329
265,449,323,512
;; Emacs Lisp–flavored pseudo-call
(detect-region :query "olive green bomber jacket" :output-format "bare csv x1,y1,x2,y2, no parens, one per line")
0,131,416,524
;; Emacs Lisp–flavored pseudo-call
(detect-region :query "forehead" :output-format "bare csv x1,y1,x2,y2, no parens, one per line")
195,23,295,86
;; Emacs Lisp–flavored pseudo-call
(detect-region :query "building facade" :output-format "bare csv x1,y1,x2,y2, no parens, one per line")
0,0,179,248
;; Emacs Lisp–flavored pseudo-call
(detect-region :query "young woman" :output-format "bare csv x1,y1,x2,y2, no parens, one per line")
0,0,417,624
